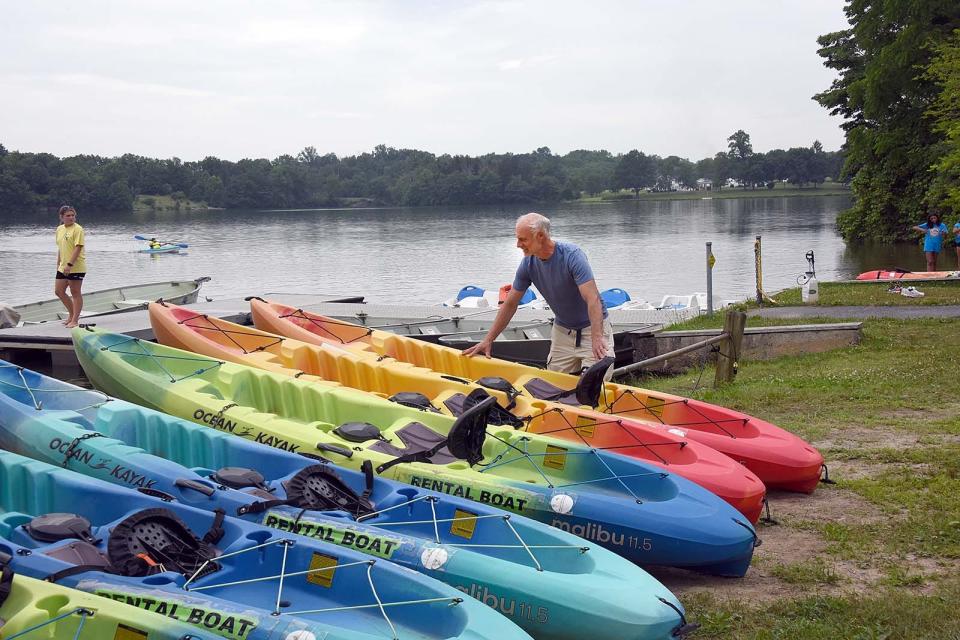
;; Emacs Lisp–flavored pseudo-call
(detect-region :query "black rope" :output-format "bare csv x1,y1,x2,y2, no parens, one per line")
278,309,373,344
61,432,103,467
522,407,679,465
178,315,284,355
760,498,779,525
820,463,836,485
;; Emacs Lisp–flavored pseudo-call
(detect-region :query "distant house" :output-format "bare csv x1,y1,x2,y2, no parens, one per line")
696,178,712,191
725,178,742,188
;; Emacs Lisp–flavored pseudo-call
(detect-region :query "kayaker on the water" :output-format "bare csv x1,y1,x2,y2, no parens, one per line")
913,212,948,271
54,205,85,328
462,212,613,374
149,237,161,249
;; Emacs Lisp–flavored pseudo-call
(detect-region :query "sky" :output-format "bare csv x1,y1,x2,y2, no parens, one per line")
0,1,850,162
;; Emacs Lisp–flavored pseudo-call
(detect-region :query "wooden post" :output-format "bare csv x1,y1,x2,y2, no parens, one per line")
715,310,746,386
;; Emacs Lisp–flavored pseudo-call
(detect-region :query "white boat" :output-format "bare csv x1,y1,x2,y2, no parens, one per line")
11,277,211,324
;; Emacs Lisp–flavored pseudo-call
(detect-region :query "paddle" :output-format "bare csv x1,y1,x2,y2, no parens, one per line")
134,235,189,248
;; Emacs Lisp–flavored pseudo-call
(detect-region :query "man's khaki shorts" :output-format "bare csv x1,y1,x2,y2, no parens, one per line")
547,320,615,376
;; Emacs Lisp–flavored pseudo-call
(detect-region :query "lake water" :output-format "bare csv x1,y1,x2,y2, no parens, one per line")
0,195,935,307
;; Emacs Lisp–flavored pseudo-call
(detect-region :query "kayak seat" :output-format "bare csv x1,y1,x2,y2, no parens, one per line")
334,422,387,443
369,423,458,466
443,393,525,428
42,540,112,570
23,514,97,544
523,357,616,408
523,378,579,406
107,508,220,579
374,391,498,475
388,392,442,413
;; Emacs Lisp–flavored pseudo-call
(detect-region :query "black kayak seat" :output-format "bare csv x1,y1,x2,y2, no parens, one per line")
24,513,97,544
523,357,615,408
107,508,220,579
334,422,386,443
374,391,497,475
42,540,112,569
444,393,524,428
369,423,458,466
523,378,580,405
388,392,441,413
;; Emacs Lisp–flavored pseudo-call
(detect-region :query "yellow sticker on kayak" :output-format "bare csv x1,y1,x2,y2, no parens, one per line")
450,509,478,539
306,552,338,588
543,444,568,470
575,415,596,438
114,625,149,640
646,396,665,418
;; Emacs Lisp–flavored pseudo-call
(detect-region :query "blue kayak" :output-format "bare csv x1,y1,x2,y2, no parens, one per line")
0,449,528,640
0,361,692,640
139,243,181,254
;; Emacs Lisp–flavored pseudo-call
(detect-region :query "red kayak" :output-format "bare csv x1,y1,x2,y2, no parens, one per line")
856,269,960,281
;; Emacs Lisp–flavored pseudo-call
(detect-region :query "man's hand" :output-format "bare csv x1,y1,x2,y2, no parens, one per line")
62,265,72,275
592,335,607,361
462,339,493,358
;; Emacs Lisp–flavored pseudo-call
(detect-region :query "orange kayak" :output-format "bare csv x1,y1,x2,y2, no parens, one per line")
150,301,768,523
249,298,824,495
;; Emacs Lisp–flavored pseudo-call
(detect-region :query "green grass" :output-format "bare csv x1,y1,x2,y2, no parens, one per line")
631,316,960,637
574,183,851,203
684,580,960,639
770,559,843,585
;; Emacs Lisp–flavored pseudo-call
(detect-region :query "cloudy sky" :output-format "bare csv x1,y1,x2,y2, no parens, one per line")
1,1,849,162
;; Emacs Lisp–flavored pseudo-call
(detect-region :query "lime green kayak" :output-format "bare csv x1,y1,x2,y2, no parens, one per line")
72,327,757,577
0,560,220,639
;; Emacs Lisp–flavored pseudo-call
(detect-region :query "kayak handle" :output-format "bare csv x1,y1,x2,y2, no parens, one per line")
137,487,175,502
175,478,216,497
316,443,353,458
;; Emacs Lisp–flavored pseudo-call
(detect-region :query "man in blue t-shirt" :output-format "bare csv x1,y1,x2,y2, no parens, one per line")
462,212,614,374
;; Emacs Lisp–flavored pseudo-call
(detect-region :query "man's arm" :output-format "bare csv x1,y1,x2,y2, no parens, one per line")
578,279,608,360
462,287,525,358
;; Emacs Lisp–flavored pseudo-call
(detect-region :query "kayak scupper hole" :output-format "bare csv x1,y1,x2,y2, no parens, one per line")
246,530,272,545
34,594,70,617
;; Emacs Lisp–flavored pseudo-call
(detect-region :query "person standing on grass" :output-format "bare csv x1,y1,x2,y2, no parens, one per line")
913,212,948,271
462,212,613,375
55,205,86,328
954,219,960,270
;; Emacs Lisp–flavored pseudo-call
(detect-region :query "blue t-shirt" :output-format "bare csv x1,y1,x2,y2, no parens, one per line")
919,222,949,252
954,222,960,246
513,241,607,330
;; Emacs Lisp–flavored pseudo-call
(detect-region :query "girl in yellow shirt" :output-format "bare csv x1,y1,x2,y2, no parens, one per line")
55,205,86,328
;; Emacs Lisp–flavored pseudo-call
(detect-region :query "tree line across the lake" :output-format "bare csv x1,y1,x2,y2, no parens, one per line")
0,132,841,217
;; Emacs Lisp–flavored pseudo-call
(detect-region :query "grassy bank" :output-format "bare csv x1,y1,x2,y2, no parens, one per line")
631,315,960,638
133,194,208,212
575,183,851,203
